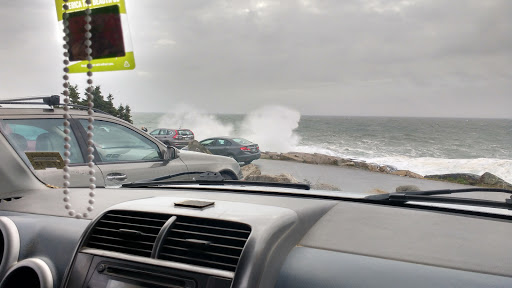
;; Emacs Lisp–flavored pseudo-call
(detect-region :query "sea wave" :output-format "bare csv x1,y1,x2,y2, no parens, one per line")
290,145,512,183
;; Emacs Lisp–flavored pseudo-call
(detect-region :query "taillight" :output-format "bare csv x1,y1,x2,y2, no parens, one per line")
240,146,250,151
173,130,178,138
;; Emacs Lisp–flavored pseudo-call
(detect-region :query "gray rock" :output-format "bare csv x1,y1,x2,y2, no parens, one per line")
424,173,480,185
186,140,212,154
241,164,261,179
245,173,299,184
479,172,512,189
396,185,421,192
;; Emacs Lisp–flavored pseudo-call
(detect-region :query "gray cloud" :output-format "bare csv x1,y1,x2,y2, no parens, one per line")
0,0,510,117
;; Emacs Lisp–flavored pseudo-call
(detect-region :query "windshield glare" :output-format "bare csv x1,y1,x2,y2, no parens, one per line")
1,1,511,201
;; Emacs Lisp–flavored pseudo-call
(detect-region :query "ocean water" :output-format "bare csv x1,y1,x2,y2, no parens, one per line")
132,110,512,183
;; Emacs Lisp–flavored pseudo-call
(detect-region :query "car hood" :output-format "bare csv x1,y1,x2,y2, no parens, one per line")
177,150,242,177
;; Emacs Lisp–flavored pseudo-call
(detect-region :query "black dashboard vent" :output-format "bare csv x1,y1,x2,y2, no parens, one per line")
84,210,170,257
157,216,251,272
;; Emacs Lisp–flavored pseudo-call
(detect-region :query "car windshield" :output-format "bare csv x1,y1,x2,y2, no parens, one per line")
1,1,511,206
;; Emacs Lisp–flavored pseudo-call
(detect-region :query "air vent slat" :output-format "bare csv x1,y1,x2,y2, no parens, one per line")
171,229,248,242
161,245,240,261
159,253,238,271
166,237,243,253
83,210,170,258
174,222,251,235
158,217,251,272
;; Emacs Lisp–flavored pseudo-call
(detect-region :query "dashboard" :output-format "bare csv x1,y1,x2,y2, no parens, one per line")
0,186,511,288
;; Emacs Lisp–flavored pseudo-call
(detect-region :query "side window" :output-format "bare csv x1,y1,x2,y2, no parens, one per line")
0,119,84,164
217,139,227,146
149,129,160,135
200,139,216,146
79,120,162,162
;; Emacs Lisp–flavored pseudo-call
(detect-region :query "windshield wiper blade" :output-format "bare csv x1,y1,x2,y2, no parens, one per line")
122,171,311,190
365,188,512,210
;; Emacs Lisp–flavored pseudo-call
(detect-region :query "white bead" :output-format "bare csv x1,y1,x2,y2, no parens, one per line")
63,166,69,172
63,197,70,202
88,125,94,130
64,151,70,157
87,155,94,161
63,181,70,187
89,191,95,197
63,106,69,112
68,210,75,216
88,110,94,116
63,121,69,127
89,177,96,183
88,162,94,168
75,214,82,219
88,169,95,175
63,172,70,179
87,140,94,146
88,118,94,123
65,203,72,209
64,136,70,142
88,199,95,205
87,147,94,154
89,184,96,190
87,206,94,212
63,188,69,195
64,128,69,134
64,144,70,150
82,213,88,218
64,159,70,165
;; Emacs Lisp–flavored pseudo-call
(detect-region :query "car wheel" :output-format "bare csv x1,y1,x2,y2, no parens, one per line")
220,171,236,180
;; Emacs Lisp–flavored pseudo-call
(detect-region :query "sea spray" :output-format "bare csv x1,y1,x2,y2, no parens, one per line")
157,104,234,139
240,106,301,153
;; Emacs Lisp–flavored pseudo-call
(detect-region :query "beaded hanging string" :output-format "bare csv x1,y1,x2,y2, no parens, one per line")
62,0,95,219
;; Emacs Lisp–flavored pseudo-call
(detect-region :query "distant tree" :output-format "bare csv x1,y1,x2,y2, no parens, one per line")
68,84,81,104
63,84,132,123
124,105,133,124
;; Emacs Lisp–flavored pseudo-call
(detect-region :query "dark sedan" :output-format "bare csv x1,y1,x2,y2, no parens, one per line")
197,137,260,164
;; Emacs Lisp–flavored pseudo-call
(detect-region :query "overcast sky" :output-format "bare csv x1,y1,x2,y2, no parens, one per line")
0,0,511,117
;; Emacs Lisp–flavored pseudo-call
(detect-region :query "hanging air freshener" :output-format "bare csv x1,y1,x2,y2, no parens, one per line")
55,0,135,73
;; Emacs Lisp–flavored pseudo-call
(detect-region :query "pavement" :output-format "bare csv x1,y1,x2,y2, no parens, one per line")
252,159,472,194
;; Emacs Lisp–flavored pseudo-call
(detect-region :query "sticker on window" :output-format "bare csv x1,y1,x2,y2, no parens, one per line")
54,0,135,73
25,152,65,170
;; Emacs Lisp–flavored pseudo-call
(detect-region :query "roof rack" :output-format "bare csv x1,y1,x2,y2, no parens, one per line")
0,95,111,115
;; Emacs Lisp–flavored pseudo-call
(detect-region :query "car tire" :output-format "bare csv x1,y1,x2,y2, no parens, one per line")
220,171,236,180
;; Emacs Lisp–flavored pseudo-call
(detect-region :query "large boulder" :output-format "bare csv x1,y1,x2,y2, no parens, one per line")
424,173,480,185
392,170,424,179
186,140,212,154
241,164,261,179
479,172,512,189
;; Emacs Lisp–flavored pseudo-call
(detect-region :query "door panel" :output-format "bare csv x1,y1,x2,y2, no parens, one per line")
77,119,188,186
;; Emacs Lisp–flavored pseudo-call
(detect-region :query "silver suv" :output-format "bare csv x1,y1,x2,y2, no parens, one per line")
0,105,242,188
149,128,194,149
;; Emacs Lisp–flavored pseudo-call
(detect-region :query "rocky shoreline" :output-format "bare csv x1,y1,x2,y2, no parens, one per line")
260,151,512,190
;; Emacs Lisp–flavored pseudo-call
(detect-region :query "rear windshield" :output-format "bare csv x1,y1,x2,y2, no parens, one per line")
232,138,253,145
178,130,193,136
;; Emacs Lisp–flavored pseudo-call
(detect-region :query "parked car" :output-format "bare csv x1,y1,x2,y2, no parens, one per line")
186,137,261,164
149,128,194,148
0,104,242,188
